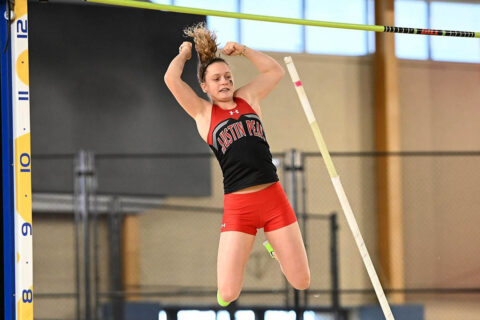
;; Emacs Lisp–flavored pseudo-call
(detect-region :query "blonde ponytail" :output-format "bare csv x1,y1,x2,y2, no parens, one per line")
183,22,227,83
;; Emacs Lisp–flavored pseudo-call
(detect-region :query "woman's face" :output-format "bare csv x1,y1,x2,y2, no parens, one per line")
201,62,234,103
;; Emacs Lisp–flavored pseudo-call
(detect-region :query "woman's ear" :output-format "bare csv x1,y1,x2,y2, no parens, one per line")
201,82,207,93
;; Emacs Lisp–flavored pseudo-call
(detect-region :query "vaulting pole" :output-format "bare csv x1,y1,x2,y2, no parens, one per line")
284,56,395,320
86,0,480,38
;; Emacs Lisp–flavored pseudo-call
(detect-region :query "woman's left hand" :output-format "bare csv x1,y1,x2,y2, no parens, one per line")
222,42,246,56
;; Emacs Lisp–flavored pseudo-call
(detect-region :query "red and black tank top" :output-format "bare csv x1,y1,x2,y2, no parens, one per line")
207,97,279,194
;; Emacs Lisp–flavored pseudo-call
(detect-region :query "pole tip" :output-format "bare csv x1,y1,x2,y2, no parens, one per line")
284,56,292,64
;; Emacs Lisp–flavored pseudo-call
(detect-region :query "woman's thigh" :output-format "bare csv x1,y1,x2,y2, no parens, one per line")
265,222,310,289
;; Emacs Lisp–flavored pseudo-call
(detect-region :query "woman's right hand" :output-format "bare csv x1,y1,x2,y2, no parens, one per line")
178,41,192,60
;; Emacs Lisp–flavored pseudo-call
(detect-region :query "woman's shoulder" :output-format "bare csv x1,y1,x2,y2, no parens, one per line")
233,91,254,107
197,99,214,118
195,100,214,143
193,99,213,128
234,92,262,117
234,89,249,103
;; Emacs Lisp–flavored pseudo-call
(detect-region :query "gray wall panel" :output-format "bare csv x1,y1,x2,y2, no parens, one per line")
28,2,211,196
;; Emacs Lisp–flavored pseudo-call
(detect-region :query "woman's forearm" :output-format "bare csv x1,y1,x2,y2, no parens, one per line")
164,54,188,83
164,42,192,84
242,46,284,75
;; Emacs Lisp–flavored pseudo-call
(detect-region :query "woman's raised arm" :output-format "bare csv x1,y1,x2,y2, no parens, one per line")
164,41,208,119
223,42,285,105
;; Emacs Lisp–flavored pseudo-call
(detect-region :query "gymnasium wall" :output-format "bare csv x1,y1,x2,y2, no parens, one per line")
163,53,379,307
163,54,480,317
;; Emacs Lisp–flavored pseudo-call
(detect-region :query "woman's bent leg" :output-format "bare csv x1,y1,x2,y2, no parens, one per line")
265,222,310,290
217,231,256,304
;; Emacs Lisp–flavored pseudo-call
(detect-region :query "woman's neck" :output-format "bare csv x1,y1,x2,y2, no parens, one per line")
214,98,237,110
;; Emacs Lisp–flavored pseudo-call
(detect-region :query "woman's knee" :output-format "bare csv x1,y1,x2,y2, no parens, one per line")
289,270,311,290
218,286,241,303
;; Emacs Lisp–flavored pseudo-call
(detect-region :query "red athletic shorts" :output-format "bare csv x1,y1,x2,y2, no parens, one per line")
221,182,297,235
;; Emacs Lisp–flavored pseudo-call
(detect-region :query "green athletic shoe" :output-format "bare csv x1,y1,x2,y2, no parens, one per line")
263,240,278,261
217,291,230,307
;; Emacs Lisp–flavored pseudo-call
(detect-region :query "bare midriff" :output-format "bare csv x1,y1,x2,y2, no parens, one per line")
231,182,275,194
